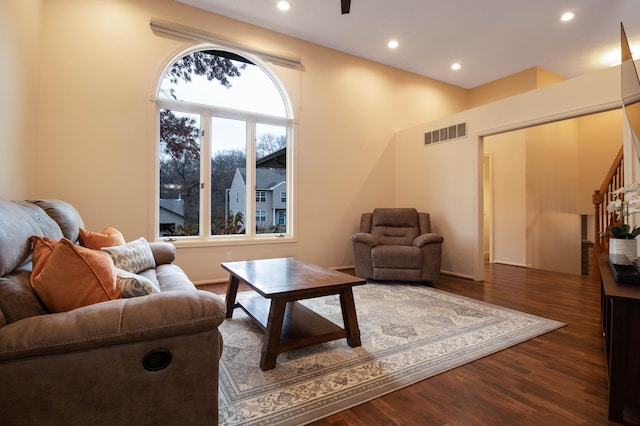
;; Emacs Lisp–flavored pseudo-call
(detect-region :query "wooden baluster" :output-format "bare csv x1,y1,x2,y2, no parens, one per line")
592,146,624,281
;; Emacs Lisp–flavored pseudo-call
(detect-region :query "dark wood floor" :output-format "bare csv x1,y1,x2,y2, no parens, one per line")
207,263,640,425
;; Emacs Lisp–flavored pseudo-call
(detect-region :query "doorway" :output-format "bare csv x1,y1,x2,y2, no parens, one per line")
482,109,622,275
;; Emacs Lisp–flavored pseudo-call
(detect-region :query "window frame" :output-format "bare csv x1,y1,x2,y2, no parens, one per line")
154,45,295,247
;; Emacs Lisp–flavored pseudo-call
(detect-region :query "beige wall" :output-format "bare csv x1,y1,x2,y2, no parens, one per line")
577,110,623,214
0,0,42,199
469,67,565,108
484,132,527,267
6,0,469,283
525,120,581,275
395,64,624,280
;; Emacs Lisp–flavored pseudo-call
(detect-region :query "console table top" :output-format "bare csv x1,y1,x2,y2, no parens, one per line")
599,254,640,301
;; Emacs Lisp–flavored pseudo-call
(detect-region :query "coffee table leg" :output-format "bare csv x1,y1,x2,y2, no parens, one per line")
340,288,361,347
225,275,240,319
260,298,287,371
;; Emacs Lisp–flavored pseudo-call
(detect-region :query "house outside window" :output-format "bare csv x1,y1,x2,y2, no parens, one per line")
229,167,286,233
156,46,293,241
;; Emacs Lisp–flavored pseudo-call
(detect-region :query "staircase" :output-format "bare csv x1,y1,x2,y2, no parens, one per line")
592,146,624,281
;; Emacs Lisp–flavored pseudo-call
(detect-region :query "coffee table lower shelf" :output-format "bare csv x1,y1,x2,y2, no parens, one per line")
237,295,349,354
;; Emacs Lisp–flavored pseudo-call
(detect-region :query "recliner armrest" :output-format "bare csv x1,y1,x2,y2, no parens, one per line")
413,233,444,248
0,290,225,363
350,232,378,247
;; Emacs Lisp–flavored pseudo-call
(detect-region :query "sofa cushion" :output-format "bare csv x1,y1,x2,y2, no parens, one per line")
373,267,422,282
154,263,196,292
114,267,160,297
101,237,156,274
79,227,126,250
0,200,43,276
371,208,419,228
0,271,47,323
29,199,84,243
370,208,419,246
372,245,422,269
14,201,64,240
30,236,121,313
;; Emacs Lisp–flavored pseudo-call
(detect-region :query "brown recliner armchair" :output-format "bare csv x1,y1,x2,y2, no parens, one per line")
351,208,443,282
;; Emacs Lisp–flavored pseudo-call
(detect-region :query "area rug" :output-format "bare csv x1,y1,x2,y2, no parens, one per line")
218,283,564,425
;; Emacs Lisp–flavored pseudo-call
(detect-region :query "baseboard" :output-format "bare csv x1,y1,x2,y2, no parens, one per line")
194,277,229,286
492,261,528,268
331,265,355,271
440,270,474,280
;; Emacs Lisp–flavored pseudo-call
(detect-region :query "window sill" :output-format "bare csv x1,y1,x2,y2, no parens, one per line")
156,235,297,248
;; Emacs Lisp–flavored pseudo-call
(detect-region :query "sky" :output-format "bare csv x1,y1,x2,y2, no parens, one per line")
158,59,288,154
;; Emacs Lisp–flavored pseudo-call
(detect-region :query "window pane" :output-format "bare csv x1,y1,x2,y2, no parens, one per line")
256,123,287,234
159,109,201,236
211,116,247,235
158,50,287,117
157,48,293,243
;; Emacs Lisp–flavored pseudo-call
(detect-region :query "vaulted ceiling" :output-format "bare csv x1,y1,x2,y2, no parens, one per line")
177,0,640,89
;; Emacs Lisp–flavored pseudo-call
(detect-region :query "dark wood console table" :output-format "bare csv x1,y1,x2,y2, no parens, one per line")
599,254,640,422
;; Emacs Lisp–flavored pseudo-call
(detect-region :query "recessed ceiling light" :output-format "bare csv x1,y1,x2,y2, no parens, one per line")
561,11,575,22
277,1,291,12
451,63,461,71
388,40,399,49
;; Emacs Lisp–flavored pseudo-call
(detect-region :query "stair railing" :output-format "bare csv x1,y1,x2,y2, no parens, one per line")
592,146,624,281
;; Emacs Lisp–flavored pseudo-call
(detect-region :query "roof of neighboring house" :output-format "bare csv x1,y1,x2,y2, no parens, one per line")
236,168,286,190
159,199,185,217
256,148,286,169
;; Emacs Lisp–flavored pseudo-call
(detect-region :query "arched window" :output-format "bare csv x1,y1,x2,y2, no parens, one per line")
156,47,293,242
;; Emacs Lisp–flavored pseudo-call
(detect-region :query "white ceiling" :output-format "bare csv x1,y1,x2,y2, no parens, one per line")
177,0,640,89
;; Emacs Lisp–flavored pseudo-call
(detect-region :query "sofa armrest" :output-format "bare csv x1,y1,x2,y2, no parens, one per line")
350,232,378,247
413,233,444,248
0,290,225,362
149,241,176,265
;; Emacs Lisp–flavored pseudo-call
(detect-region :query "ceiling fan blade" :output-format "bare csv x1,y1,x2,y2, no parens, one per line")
341,0,351,14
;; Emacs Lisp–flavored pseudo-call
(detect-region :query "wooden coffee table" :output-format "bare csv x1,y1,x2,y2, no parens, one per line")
221,257,366,371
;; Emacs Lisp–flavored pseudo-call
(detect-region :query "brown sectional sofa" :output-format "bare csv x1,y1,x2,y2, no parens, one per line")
0,199,225,425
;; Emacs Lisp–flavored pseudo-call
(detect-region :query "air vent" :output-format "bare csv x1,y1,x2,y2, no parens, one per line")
424,122,467,145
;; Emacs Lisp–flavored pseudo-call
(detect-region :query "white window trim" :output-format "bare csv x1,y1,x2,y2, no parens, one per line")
153,46,296,247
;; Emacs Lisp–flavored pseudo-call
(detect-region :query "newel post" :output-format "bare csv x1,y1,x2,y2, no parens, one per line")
593,190,603,282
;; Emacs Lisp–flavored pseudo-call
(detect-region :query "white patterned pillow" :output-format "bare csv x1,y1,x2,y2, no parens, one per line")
114,267,160,297
101,237,156,274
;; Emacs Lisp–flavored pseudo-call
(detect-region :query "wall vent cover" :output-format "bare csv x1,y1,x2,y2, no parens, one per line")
424,122,467,145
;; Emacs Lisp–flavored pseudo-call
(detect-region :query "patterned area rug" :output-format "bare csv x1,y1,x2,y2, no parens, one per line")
218,283,564,425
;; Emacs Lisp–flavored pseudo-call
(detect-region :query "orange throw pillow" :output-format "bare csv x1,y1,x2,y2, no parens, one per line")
79,227,126,250
30,236,122,313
